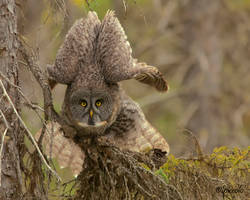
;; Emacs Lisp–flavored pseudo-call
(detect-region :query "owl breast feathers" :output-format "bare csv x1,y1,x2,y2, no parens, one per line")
36,93,169,176
36,10,170,176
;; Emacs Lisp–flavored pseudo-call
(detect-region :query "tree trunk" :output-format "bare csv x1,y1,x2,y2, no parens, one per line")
0,0,23,199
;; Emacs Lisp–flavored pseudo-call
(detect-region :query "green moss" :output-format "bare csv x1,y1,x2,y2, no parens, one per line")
155,146,249,199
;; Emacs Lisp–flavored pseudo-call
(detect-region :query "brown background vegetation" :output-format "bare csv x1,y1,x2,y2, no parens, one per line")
19,0,250,157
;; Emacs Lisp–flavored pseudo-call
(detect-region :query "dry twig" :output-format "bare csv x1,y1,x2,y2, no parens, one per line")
0,80,61,182
0,128,8,187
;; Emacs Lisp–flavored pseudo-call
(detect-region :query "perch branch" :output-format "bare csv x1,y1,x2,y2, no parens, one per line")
75,137,183,200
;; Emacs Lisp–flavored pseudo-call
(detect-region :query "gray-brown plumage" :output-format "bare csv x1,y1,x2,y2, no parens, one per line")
37,10,169,176
48,11,168,91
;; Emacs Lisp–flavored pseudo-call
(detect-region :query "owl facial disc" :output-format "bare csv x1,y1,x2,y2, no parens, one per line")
69,89,113,135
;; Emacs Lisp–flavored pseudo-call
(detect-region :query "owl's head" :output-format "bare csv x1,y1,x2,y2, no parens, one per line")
64,84,120,136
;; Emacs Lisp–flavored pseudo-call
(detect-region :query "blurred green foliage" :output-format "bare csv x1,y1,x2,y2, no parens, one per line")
227,0,250,10
72,0,112,18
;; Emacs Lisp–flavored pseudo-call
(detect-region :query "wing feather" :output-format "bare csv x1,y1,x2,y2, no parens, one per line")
48,11,101,84
35,122,84,177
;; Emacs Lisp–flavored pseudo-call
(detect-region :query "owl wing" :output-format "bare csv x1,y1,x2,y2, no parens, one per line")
132,59,169,92
35,123,85,177
97,11,168,92
35,106,169,177
47,11,101,84
106,95,169,154
108,120,169,154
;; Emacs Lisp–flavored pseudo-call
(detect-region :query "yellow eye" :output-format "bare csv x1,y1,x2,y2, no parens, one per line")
80,100,87,107
95,100,102,107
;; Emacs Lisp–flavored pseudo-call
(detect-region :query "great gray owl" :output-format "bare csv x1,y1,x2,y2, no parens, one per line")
36,11,169,177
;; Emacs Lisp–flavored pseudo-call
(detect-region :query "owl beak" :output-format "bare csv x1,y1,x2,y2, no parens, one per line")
89,110,93,118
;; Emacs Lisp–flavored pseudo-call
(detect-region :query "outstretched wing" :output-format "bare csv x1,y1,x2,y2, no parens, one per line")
48,11,101,84
35,123,84,177
106,94,170,154
35,116,169,177
97,10,168,92
133,60,169,92
108,119,169,154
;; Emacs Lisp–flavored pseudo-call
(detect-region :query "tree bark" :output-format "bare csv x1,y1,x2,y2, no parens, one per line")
0,0,23,199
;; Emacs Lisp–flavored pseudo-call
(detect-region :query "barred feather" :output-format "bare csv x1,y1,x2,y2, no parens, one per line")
35,123,84,177
35,120,169,176
48,10,168,92
133,61,169,92
48,11,101,84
